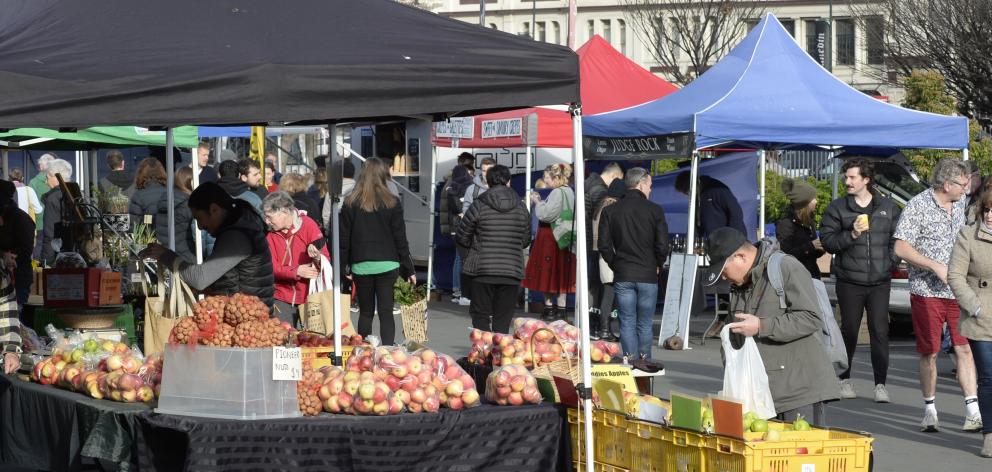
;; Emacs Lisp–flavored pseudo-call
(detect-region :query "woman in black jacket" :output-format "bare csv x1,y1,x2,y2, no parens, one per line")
129,158,167,231
775,178,824,279
340,157,415,345
456,165,530,333
155,167,197,263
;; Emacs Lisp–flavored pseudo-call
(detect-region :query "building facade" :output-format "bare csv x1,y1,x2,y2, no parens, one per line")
436,1,901,103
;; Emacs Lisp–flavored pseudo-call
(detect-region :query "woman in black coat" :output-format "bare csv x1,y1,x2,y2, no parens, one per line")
775,178,824,279
129,158,167,230
155,167,197,263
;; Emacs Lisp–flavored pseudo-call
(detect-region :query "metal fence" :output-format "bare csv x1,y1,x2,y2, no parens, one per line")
768,149,835,179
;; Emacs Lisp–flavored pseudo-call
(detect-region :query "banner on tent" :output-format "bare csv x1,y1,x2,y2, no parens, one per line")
583,133,693,160
481,118,522,139
435,118,475,139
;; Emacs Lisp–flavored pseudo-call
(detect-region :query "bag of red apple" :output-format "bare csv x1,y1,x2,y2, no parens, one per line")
491,334,529,367
511,317,548,342
466,328,494,365
585,340,621,363
528,328,565,366
432,352,481,410
547,320,579,356
485,364,543,406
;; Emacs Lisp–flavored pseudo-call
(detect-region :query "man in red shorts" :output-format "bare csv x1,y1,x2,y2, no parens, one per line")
895,157,981,433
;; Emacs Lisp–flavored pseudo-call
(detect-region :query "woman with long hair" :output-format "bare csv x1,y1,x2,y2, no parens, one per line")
340,157,415,345
775,178,824,279
592,178,626,340
524,163,576,321
129,158,167,230
155,167,197,263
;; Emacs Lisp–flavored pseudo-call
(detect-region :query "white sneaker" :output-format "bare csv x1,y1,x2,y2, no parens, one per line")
458,297,471,306
921,409,939,432
963,412,983,433
349,306,359,313
839,379,856,399
873,384,890,403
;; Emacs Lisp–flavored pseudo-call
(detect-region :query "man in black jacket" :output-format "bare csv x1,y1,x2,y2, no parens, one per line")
820,158,901,403
456,165,530,333
599,168,669,359
675,172,747,238
98,150,134,195
584,162,624,333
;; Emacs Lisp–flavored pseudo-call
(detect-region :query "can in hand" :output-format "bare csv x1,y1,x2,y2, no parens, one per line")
856,214,869,230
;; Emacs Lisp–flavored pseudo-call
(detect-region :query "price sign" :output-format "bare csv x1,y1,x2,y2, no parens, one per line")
272,346,302,381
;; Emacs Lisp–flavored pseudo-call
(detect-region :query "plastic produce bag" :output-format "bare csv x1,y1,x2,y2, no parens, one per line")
485,364,542,406
720,326,776,419
432,352,481,410
467,328,494,365
511,317,548,341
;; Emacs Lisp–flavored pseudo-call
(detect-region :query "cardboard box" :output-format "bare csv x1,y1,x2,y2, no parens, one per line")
99,271,123,305
43,268,123,308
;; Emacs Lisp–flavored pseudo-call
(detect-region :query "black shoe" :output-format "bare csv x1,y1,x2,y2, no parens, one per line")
541,306,555,321
599,330,617,342
555,305,568,322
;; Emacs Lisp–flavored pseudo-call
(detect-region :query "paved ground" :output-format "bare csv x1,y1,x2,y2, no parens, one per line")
404,297,990,472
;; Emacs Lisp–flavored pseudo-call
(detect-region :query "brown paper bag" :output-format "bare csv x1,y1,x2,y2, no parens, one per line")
299,256,356,336
143,261,197,355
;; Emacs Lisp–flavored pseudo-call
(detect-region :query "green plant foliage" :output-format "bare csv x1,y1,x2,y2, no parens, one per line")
393,277,426,306
763,171,842,228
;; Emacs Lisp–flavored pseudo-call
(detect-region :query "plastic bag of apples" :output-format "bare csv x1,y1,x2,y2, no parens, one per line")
485,364,542,406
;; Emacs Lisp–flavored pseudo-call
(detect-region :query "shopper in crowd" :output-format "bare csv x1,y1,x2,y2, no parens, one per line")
321,158,356,231
196,141,218,184
266,152,283,185
340,157,415,346
592,178,626,341
262,191,329,327
154,167,197,264
948,188,992,457
776,179,824,279
707,226,839,424
7,168,43,227
456,165,530,333
29,153,55,260
264,160,279,194
1,253,21,374
0,180,35,306
446,154,475,305
98,150,134,195
525,163,576,322
278,173,320,224
217,160,262,211
40,159,73,266
461,157,495,214
129,158,168,230
598,168,669,358
307,154,327,205
140,182,275,307
238,158,268,200
585,162,624,335
675,171,747,238
820,159,902,403
894,157,982,432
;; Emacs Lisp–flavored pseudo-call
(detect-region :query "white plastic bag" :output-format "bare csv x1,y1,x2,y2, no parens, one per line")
720,326,776,419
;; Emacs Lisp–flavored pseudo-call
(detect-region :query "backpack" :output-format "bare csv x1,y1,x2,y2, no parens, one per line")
766,251,849,376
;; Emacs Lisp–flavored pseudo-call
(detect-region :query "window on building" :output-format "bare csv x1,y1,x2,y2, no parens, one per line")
552,21,561,45
805,19,821,60
537,21,546,42
588,19,595,41
866,16,884,65
781,19,795,37
745,19,759,32
670,17,682,61
523,22,531,39
602,19,612,44
835,18,855,65
618,19,627,55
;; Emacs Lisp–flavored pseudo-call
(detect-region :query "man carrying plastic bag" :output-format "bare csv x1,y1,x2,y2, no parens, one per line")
703,227,840,425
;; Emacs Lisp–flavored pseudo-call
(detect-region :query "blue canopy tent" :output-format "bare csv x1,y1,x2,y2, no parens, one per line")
583,12,969,249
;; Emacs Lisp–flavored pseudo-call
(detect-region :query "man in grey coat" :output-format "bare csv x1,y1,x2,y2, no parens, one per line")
704,227,839,424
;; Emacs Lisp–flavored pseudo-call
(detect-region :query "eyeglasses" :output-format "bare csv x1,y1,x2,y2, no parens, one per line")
950,179,970,189
983,208,992,215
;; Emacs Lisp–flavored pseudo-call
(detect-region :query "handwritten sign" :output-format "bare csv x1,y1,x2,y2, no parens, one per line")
272,347,302,381
590,364,638,393
435,117,475,139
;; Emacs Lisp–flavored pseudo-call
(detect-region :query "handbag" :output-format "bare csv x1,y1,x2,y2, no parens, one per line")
719,326,777,419
299,255,356,336
551,188,575,250
143,261,197,355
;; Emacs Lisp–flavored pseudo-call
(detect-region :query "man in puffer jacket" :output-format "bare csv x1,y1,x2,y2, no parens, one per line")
456,165,531,333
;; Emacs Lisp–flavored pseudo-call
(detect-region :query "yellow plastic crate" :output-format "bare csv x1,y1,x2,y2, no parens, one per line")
572,460,631,472
301,345,354,371
567,408,633,469
627,420,665,472
704,422,873,472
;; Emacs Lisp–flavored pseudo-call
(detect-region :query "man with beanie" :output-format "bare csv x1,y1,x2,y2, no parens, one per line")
775,178,824,279
820,158,901,404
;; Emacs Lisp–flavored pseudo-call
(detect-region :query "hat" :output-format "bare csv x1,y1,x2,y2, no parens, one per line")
702,227,749,287
606,178,626,199
781,178,816,206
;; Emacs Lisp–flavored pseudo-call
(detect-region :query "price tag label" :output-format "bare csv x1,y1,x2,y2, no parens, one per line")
272,346,302,381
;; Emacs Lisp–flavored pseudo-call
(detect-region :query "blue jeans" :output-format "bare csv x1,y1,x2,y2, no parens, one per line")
452,251,462,294
614,281,659,359
969,339,992,434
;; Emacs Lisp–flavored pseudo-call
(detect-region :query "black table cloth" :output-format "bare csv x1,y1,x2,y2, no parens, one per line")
136,404,564,472
0,374,149,471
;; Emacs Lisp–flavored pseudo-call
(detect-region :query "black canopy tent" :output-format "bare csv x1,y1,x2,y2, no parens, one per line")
0,2,602,469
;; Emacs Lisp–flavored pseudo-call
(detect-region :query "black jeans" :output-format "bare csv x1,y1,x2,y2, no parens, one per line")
599,283,615,332
836,280,890,385
354,269,398,345
587,250,603,313
470,283,518,334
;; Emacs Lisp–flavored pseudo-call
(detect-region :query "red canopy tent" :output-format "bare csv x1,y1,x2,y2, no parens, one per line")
433,35,678,148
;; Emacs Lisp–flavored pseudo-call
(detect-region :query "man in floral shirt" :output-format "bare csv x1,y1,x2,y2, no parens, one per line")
895,158,981,433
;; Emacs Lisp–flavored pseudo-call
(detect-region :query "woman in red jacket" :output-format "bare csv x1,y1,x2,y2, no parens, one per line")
262,191,329,327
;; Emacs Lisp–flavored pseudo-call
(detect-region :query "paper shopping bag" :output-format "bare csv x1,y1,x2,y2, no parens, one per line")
299,255,356,336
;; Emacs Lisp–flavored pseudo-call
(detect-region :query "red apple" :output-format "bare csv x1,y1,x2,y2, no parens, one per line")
508,392,524,406
462,389,480,407
448,397,464,410
411,388,427,405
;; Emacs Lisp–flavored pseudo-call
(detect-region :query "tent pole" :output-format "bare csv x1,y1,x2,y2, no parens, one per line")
1,150,8,179
426,144,438,297
329,124,343,365
963,148,970,161
570,105,595,472
686,151,700,252
831,149,839,201
88,149,98,198
758,150,766,239
191,146,203,265
166,129,176,251
524,145,533,307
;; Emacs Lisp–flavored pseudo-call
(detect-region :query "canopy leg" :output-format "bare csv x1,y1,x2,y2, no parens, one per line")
758,150,766,239
685,151,700,251
166,129,175,251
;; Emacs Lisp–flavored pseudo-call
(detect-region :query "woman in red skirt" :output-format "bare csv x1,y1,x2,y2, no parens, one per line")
525,163,576,321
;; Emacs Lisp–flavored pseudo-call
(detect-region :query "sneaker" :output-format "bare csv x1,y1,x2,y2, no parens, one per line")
921,409,939,432
451,291,462,303
963,412,983,433
981,433,992,458
458,297,471,306
350,305,359,313
839,379,856,399
392,307,401,315
873,384,890,403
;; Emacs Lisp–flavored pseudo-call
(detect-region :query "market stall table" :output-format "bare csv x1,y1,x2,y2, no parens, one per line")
0,374,150,471
136,403,566,472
